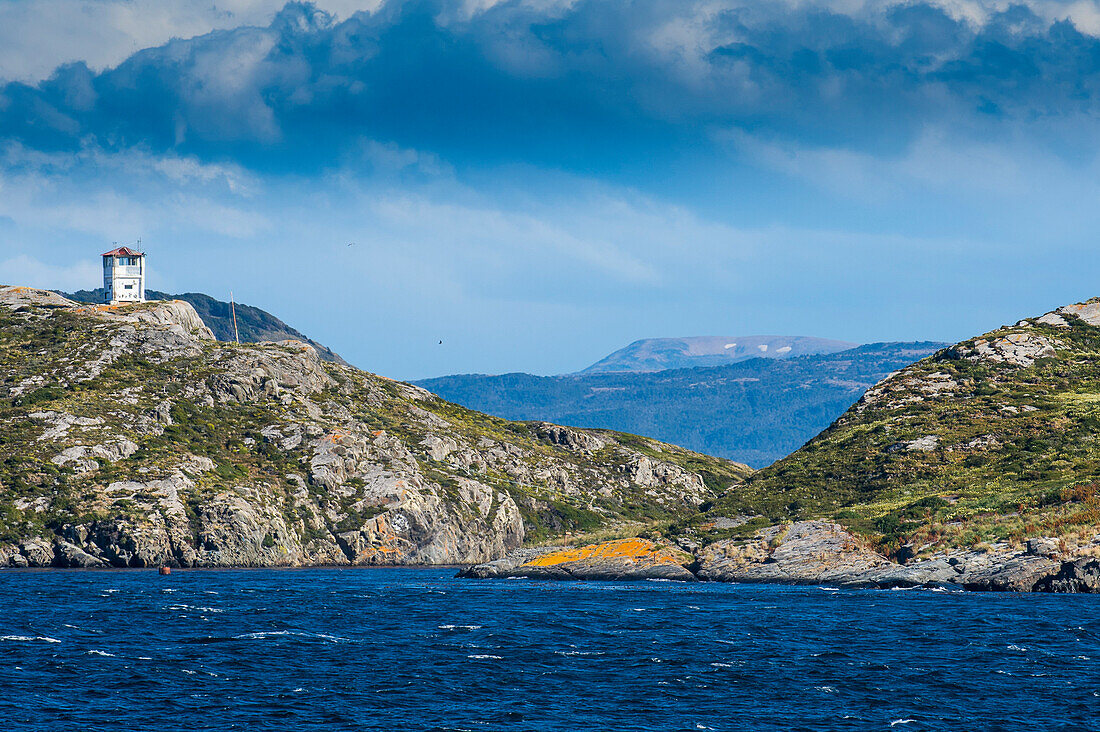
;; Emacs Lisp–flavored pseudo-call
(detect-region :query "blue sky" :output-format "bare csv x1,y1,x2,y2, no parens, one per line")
1,0,1100,379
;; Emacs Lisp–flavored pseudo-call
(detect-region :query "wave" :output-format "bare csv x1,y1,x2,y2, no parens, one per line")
166,604,224,613
1,635,60,643
233,631,349,643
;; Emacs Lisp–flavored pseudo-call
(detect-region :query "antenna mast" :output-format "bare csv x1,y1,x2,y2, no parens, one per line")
230,291,240,344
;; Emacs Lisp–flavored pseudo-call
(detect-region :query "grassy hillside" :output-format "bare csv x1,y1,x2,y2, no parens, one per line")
0,288,750,567
416,342,944,467
686,300,1100,558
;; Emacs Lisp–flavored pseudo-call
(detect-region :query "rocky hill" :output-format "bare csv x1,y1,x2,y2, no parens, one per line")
0,286,749,569
580,335,857,373
415,342,945,467
62,288,347,365
649,298,1100,591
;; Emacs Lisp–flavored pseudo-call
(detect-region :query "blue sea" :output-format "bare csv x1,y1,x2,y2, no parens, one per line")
0,569,1097,731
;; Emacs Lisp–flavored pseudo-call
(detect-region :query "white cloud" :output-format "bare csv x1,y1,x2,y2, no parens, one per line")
6,0,1100,90
0,0,384,83
0,144,269,240
721,124,1100,234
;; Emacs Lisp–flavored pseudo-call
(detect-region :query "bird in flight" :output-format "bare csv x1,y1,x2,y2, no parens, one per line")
347,242,356,247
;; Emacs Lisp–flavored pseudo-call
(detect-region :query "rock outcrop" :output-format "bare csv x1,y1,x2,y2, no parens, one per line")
695,521,1100,592
460,538,696,581
457,521,1100,591
0,287,749,569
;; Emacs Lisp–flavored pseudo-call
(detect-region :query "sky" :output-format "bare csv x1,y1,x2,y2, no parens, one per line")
2,0,1100,379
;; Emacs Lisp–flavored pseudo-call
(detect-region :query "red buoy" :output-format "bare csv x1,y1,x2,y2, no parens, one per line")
159,566,171,576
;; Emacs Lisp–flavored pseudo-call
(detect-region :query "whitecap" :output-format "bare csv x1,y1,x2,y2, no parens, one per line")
890,720,917,727
235,630,292,639
86,650,115,657
233,630,348,643
167,604,224,613
438,625,481,630
710,662,732,668
1,635,60,644
467,654,502,660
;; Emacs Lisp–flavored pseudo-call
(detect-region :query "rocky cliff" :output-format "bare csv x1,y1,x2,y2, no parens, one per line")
0,286,750,569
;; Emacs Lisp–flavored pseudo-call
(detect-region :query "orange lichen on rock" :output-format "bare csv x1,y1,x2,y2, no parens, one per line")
523,538,688,568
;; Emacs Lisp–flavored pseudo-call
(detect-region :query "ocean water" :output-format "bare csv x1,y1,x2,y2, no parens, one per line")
0,569,1097,731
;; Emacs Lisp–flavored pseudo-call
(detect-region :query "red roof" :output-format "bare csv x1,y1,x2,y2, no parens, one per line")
102,246,143,257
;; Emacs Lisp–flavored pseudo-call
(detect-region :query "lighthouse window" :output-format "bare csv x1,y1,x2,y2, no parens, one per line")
125,284,133,289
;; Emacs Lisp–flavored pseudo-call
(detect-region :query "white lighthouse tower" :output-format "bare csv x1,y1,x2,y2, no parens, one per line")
102,246,146,304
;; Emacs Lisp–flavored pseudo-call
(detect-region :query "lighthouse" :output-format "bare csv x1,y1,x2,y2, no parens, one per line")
102,246,146,304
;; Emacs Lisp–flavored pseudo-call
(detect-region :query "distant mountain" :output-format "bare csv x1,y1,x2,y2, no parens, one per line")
581,335,857,373
61,288,347,365
415,342,946,468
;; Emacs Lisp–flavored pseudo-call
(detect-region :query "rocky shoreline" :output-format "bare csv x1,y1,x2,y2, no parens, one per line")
5,520,1100,593
460,522,1100,593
